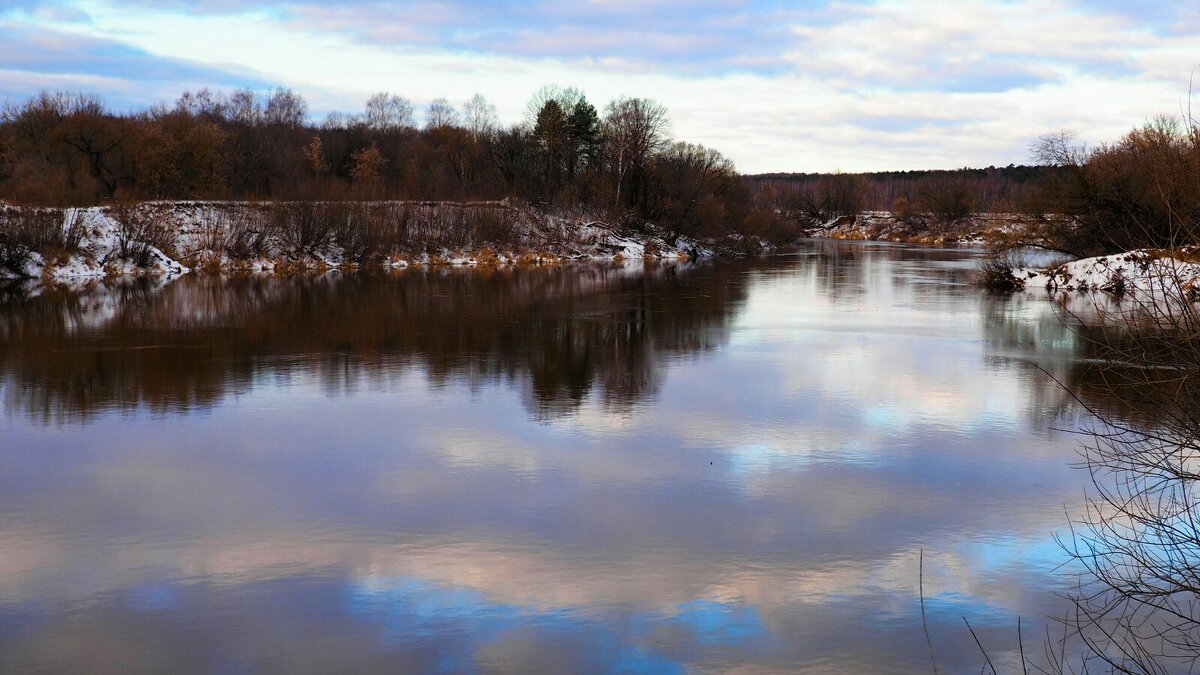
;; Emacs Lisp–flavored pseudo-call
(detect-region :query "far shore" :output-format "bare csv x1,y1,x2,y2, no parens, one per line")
802,211,1021,247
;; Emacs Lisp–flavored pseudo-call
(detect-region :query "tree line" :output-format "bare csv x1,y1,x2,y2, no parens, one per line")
750,166,1054,212
753,115,1200,259
5,85,1198,256
0,87,785,243
749,165,1064,232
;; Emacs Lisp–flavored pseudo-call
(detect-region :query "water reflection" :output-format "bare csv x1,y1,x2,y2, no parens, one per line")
980,288,1188,427
0,262,748,423
0,243,1113,672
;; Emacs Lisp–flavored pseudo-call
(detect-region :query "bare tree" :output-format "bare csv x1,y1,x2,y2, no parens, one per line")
1021,118,1200,258
227,89,261,126
783,173,865,227
651,141,737,242
425,98,459,130
1053,285,1200,673
0,86,760,232
174,88,227,120
364,92,414,131
1033,106,1200,669
602,96,669,212
58,98,125,198
321,111,352,130
462,94,498,140
263,88,307,127
915,178,976,230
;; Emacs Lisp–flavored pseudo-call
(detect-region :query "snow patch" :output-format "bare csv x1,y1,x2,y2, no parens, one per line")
805,211,1020,246
1014,250,1200,301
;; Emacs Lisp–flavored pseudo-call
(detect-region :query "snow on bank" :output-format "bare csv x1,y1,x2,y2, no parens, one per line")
3,206,188,280
805,211,1023,246
1014,250,1200,300
1,201,743,283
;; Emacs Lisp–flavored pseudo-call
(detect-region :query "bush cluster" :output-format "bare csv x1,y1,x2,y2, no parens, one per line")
0,207,83,273
1023,117,1200,257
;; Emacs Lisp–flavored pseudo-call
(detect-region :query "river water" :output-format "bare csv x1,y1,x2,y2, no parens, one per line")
0,241,1107,672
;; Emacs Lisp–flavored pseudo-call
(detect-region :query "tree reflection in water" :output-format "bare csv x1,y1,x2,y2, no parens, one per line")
0,262,753,424
982,287,1200,672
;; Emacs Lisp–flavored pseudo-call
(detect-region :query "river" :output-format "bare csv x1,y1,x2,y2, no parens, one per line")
0,240,1110,672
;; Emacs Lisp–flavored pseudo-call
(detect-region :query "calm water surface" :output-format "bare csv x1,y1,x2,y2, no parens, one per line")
0,241,1108,672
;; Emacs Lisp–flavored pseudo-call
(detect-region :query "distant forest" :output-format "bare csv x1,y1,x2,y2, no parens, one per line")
747,165,1064,213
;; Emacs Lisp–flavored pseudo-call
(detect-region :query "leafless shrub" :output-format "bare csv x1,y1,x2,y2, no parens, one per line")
781,173,866,227
333,203,387,263
738,210,795,245
891,195,926,230
109,203,173,267
0,206,86,273
976,249,1030,292
0,213,34,274
0,207,85,257
209,208,269,261
269,201,338,254
375,202,412,253
471,206,517,246
916,180,976,231
404,204,441,250
196,208,230,255
396,203,516,251
441,208,472,249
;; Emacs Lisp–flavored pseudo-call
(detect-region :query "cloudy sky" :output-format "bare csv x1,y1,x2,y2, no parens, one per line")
1,0,1198,173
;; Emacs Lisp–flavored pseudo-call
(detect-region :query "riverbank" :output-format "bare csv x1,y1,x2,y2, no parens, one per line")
0,201,772,281
804,211,1022,246
1011,248,1200,300
799,212,1200,304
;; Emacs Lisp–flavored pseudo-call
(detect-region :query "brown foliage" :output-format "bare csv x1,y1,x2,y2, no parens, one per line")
0,88,779,246
1024,117,1200,257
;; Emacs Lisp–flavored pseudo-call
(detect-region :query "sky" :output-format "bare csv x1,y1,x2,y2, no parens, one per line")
1,0,1198,173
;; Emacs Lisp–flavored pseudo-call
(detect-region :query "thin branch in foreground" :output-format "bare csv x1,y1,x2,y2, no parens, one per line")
920,548,940,675
964,616,998,675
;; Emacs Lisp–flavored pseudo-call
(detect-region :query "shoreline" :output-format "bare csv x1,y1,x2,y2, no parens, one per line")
799,212,1200,303
803,211,1023,246
1011,249,1200,299
12,201,1198,305
1,200,773,283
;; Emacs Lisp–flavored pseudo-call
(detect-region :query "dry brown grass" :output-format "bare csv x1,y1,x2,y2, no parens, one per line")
474,247,499,265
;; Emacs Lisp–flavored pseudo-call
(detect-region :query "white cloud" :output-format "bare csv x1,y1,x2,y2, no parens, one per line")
7,0,1199,172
